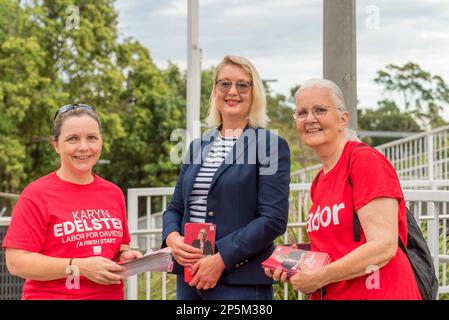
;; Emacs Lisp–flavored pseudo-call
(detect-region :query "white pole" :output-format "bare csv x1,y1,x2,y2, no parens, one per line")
126,189,138,300
427,133,435,189
187,0,201,144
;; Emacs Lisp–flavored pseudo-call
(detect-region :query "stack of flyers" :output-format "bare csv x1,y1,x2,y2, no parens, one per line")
261,244,331,278
117,247,174,278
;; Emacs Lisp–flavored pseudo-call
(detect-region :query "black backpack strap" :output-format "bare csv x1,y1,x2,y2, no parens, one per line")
314,171,321,188
397,235,407,254
348,153,362,242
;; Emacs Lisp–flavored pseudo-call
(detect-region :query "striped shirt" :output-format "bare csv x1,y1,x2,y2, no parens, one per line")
189,134,238,223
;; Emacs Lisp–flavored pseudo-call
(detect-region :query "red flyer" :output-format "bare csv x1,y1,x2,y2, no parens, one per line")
262,244,331,279
183,223,216,283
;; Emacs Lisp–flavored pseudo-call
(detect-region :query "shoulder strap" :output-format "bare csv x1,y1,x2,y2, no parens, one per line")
348,143,372,242
398,236,407,254
349,143,406,247
313,171,321,188
348,145,361,242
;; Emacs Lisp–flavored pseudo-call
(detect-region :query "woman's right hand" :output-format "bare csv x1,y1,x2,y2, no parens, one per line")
166,232,203,267
74,256,125,285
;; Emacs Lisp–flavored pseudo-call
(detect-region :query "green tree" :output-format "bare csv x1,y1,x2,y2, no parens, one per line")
0,0,127,191
374,62,449,129
358,100,422,146
0,0,59,192
0,1,191,193
99,39,185,189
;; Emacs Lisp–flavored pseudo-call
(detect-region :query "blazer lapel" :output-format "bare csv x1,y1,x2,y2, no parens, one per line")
210,126,256,190
183,129,219,204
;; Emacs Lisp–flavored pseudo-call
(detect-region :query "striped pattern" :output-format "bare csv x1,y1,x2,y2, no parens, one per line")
189,134,237,223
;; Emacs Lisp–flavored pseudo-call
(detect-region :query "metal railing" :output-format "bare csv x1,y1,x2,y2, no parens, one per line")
378,125,449,183
1,181,449,300
291,125,449,184
126,187,172,300
0,192,19,218
125,183,449,300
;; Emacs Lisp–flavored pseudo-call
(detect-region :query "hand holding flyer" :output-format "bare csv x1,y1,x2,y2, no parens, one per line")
183,223,216,283
262,244,331,279
117,247,174,278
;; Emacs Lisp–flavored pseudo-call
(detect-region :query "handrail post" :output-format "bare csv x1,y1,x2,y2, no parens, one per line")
427,133,435,189
126,189,139,300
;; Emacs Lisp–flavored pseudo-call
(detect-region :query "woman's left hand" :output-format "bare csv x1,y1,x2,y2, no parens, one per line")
290,264,326,294
119,250,143,263
188,253,226,290
264,267,288,283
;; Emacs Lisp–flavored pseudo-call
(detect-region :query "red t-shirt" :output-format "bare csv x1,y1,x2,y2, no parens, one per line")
307,141,421,300
3,172,131,300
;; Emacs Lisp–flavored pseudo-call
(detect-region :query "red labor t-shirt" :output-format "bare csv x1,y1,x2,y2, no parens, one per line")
3,172,131,300
307,141,421,300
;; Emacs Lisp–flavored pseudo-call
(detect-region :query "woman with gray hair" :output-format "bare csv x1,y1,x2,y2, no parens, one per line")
265,78,421,299
163,55,291,300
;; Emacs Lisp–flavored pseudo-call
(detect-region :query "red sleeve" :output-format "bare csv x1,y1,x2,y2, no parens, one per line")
350,147,403,211
2,195,48,252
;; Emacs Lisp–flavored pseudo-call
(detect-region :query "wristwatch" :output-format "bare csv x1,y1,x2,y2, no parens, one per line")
65,258,76,276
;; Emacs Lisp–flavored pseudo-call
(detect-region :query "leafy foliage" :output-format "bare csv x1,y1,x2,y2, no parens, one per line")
0,1,188,192
357,100,422,146
374,62,449,129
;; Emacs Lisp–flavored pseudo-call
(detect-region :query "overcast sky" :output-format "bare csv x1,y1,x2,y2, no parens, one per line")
115,0,449,120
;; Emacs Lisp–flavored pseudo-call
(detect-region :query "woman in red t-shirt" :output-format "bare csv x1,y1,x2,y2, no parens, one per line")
265,79,421,300
3,104,142,299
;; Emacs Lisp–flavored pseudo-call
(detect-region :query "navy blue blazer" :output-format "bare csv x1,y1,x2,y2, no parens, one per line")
162,126,290,285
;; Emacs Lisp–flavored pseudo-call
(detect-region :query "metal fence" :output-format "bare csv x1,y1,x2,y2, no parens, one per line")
0,219,24,300
125,184,449,300
292,125,449,184
1,184,448,300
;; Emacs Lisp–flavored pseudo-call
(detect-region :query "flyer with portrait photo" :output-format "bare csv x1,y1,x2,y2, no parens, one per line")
183,222,216,283
262,244,331,279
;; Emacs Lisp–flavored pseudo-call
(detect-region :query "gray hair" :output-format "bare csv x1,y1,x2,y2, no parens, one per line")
294,78,360,142
295,78,346,111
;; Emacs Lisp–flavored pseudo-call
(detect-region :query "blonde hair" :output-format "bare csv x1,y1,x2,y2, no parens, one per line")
206,55,269,128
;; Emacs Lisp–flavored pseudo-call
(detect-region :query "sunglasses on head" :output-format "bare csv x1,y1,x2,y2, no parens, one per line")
53,104,95,120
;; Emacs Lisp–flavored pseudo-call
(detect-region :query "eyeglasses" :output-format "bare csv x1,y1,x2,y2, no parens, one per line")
54,104,95,120
215,79,253,94
292,105,337,121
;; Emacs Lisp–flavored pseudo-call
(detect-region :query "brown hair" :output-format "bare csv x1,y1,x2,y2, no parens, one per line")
52,108,102,140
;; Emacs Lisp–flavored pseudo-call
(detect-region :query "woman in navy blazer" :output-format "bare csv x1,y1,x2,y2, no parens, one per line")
163,55,290,300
